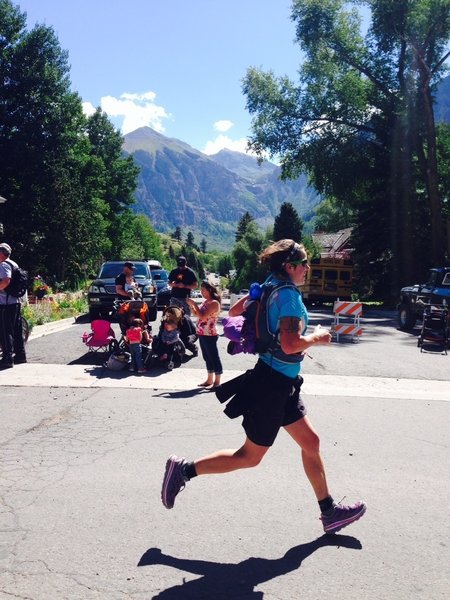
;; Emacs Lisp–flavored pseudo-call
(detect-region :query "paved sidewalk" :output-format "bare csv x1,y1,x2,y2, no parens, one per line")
0,362,449,401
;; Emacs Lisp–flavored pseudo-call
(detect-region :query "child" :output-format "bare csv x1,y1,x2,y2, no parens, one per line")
152,308,183,370
125,275,142,299
186,281,222,387
125,318,147,373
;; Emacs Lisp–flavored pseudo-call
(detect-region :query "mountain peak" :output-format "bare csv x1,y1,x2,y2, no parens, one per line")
123,126,203,157
210,147,277,180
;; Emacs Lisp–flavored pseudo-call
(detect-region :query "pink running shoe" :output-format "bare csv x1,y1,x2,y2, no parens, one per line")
321,500,366,533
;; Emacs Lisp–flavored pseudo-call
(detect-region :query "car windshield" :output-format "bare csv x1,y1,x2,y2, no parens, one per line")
151,269,168,281
99,263,149,279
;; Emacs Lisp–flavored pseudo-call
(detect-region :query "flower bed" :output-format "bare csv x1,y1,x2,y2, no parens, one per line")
22,292,88,328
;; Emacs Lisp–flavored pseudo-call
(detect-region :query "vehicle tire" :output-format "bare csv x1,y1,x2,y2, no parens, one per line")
148,304,158,322
398,303,416,330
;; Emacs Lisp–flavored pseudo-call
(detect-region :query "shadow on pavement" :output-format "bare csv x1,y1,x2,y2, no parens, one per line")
153,387,212,399
138,534,362,599
68,352,108,366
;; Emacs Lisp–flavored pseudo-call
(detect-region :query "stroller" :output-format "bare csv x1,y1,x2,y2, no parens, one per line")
417,304,449,354
169,298,198,356
114,299,153,362
148,305,187,370
82,320,118,353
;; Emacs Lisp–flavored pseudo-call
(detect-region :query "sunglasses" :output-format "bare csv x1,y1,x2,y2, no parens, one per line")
290,258,309,267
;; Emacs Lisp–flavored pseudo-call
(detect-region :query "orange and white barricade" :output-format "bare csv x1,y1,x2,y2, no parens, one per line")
331,300,363,342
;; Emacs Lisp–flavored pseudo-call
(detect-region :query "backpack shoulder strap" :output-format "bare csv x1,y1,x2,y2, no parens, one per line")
3,259,15,299
262,280,301,336
254,280,300,341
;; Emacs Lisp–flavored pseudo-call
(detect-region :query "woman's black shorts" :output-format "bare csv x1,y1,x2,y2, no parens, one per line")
241,360,306,447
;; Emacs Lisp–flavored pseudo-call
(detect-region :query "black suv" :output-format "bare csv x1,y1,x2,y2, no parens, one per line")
88,261,157,321
397,267,450,330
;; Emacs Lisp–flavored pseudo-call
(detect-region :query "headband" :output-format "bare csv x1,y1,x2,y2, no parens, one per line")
282,242,301,266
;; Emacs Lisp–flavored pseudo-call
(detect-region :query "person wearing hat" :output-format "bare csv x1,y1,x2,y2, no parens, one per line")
0,243,27,368
168,256,199,356
168,256,198,317
115,262,139,300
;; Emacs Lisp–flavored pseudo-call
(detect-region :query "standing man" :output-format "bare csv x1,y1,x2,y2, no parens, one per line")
168,256,199,356
0,243,27,369
168,256,198,316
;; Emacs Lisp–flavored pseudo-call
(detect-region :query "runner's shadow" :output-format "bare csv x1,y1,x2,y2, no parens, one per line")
153,388,212,399
138,534,362,599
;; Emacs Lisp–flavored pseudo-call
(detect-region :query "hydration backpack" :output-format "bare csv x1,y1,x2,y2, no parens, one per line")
223,280,304,363
3,260,29,298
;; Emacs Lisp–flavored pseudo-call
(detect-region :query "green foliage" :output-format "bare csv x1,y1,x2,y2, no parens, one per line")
314,197,355,231
216,253,234,277
273,202,304,241
22,294,88,328
186,231,196,248
231,222,267,291
0,1,139,287
302,234,322,259
116,212,164,261
243,0,450,300
235,211,255,242
172,226,182,241
437,123,450,220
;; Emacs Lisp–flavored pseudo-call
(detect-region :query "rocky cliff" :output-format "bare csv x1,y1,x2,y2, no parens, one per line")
123,127,319,250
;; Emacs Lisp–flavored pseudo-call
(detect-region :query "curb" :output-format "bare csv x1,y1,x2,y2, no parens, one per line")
28,316,78,341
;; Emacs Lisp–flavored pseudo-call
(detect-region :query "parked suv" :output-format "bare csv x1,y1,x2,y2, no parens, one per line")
397,267,450,330
88,261,157,321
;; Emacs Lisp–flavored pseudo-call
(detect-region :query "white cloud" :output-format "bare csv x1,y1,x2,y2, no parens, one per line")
91,91,170,134
214,119,234,133
82,101,96,117
202,134,251,155
121,91,157,102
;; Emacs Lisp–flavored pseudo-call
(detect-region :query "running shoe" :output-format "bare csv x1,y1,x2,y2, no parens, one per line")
321,500,366,533
161,455,188,509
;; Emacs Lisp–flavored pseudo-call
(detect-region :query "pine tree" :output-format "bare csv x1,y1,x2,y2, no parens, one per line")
235,211,254,242
273,202,303,242
172,226,182,241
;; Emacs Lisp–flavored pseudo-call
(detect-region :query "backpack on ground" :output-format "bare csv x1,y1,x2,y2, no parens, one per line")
4,260,29,298
222,280,302,360
105,351,131,371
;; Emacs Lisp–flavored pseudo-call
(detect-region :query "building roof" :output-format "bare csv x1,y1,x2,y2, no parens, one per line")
312,228,353,255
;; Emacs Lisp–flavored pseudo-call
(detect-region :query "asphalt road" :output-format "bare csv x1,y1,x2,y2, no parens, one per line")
0,308,449,600
26,307,450,381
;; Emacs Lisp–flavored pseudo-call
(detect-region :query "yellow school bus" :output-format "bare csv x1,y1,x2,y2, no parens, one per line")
302,255,354,303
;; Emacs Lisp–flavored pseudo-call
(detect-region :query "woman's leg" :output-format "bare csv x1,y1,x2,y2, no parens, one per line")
284,416,329,501
208,336,222,385
198,336,214,385
161,437,270,509
194,436,269,474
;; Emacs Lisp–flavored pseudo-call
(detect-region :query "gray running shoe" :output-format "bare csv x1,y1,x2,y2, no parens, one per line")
161,455,187,509
321,500,366,533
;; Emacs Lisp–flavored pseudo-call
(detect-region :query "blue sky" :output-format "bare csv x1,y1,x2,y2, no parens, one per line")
16,0,303,155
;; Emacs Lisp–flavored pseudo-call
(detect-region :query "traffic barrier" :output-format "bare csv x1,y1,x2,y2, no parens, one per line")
331,300,363,342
